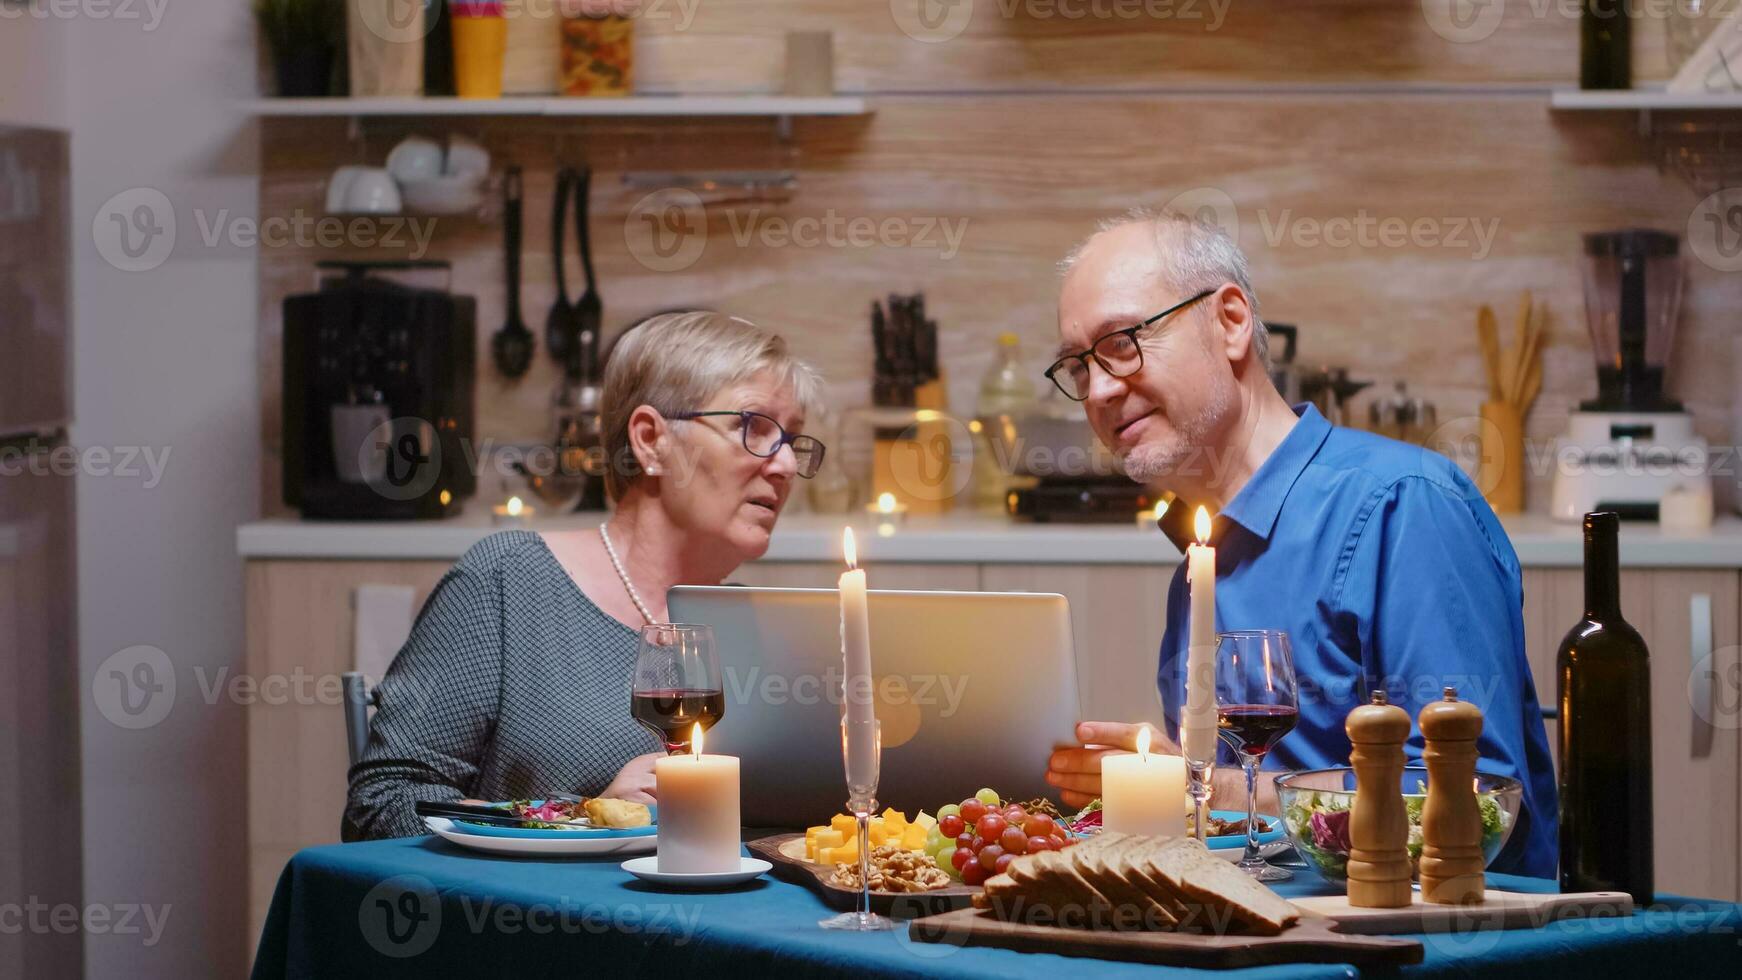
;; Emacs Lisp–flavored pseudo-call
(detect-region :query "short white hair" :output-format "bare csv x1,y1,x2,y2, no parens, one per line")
600,311,821,498
1060,207,1269,370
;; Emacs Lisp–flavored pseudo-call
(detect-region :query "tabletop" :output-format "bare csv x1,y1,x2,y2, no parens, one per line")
252,835,1742,979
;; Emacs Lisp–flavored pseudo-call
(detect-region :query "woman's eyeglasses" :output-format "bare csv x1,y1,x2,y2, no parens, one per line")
1043,289,1214,401
671,411,826,478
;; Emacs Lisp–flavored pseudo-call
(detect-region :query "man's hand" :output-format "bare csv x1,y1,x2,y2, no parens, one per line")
599,752,661,805
1045,721,1181,810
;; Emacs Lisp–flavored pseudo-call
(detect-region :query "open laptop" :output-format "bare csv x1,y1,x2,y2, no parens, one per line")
665,585,1083,827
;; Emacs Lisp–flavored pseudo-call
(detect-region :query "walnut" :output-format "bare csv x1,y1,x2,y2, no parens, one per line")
826,844,952,892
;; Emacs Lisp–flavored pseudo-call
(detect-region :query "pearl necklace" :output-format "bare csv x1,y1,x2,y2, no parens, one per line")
598,523,656,626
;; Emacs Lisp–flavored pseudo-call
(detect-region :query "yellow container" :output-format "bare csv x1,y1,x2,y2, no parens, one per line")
451,14,508,99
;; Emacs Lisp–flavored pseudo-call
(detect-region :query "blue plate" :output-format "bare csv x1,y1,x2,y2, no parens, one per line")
453,801,658,840
1202,809,1284,851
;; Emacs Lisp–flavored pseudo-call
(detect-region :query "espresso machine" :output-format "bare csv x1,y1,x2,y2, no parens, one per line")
1550,230,1709,522
283,261,477,520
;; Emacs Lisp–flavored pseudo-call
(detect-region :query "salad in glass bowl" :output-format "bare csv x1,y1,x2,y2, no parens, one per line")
1275,766,1520,883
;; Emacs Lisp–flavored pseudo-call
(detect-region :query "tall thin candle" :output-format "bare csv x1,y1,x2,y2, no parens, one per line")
839,528,878,795
1182,506,1218,763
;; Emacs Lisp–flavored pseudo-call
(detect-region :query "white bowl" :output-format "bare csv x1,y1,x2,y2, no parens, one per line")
342,168,403,215
400,173,485,215
386,135,445,183
444,133,490,178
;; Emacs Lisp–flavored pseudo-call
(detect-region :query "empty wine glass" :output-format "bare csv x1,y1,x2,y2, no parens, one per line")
1214,630,1299,882
819,718,896,931
630,624,723,754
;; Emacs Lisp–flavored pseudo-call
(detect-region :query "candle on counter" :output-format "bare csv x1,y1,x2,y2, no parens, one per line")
867,492,909,522
653,723,741,874
1101,725,1186,837
839,527,879,800
1136,498,1169,529
491,495,534,526
1182,506,1218,764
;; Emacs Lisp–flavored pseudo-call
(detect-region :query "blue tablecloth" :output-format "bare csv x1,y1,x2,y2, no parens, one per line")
252,836,1742,978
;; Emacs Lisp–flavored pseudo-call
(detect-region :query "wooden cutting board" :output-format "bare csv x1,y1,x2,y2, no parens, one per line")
746,834,977,917
909,907,1424,969
1293,889,1634,934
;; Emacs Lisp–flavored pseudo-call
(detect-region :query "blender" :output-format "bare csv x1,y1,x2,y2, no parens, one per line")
1550,229,1709,522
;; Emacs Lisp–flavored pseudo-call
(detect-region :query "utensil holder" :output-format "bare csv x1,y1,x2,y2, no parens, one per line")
1477,400,1525,514
347,1,425,97
452,12,508,99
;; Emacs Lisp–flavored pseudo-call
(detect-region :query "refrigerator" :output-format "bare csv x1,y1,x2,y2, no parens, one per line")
0,124,81,979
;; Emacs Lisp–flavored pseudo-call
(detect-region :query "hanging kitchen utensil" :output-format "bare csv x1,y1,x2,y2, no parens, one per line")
492,166,534,379
572,165,603,385
545,167,580,365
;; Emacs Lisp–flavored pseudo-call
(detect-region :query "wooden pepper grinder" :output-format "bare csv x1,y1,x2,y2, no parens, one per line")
1346,690,1413,908
1419,686,1487,904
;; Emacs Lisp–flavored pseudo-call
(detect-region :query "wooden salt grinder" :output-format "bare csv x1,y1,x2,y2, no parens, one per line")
1346,690,1413,908
1419,686,1486,904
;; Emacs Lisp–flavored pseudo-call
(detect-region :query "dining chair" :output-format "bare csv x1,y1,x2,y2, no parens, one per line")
341,672,379,768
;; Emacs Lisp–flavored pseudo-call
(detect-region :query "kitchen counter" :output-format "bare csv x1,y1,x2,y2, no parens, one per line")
236,506,1742,567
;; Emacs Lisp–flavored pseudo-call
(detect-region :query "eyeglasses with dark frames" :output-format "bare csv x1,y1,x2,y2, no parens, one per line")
1043,289,1216,401
670,410,826,478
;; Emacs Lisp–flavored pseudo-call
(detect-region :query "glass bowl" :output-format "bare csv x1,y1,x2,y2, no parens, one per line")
1275,766,1522,884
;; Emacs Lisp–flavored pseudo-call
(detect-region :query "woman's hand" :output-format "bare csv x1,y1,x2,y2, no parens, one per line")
1045,721,1180,810
598,752,661,804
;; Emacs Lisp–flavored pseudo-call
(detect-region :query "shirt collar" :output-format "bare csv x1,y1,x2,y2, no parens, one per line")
1215,403,1332,542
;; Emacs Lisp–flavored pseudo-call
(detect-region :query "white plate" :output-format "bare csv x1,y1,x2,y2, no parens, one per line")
425,817,657,857
620,856,771,888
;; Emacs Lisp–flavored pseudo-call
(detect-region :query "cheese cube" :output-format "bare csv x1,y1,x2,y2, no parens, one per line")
913,811,937,832
830,813,856,835
900,824,927,851
812,829,845,854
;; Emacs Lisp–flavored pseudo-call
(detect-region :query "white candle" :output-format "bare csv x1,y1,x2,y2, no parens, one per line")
1182,506,1218,764
654,724,741,873
1101,726,1187,837
839,527,879,797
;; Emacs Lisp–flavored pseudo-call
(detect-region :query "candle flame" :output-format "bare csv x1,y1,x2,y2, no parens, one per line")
692,722,704,759
1152,499,1169,521
877,492,897,514
1136,724,1151,759
506,496,524,517
842,526,858,570
1194,506,1211,544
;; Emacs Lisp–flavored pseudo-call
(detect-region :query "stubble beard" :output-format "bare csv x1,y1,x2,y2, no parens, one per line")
1118,383,1235,488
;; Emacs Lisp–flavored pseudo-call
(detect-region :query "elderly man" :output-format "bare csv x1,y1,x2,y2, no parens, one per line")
1042,210,1557,877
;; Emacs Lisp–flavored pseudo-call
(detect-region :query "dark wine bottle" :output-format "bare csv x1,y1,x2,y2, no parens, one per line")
1580,0,1631,90
1556,511,1653,904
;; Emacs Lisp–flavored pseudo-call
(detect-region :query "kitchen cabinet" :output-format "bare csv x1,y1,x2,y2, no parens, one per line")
1521,568,1741,903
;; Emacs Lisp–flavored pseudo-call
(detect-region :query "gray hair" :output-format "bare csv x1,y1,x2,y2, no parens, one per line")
1060,207,1269,371
600,311,821,499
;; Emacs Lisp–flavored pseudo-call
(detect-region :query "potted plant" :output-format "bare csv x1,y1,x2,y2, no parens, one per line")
254,0,344,97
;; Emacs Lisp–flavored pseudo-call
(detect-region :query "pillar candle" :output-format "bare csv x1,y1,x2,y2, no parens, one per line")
654,725,741,874
1102,726,1187,837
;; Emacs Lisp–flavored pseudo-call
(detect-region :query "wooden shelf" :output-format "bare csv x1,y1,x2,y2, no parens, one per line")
246,95,870,118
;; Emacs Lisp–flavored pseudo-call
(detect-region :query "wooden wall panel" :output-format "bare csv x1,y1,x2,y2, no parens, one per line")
259,87,1738,516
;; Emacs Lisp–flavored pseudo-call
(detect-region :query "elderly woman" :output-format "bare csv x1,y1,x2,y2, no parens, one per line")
345,312,823,840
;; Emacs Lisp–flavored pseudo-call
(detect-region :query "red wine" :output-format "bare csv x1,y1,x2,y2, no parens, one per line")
1558,512,1653,905
631,689,725,747
1216,704,1298,758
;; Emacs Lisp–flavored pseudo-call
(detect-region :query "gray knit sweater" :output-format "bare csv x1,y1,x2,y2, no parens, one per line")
344,531,659,840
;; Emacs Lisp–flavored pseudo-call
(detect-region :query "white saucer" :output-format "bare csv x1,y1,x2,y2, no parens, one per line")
620,856,771,888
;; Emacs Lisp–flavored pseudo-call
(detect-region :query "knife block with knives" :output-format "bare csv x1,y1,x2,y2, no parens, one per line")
870,293,954,514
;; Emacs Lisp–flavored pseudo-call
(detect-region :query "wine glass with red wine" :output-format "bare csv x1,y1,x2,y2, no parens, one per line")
1214,629,1299,882
630,624,724,754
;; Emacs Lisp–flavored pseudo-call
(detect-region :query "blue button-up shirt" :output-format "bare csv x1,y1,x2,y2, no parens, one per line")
1158,404,1559,878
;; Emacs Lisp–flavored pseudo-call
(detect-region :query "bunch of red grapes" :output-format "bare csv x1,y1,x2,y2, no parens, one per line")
933,789,1073,887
